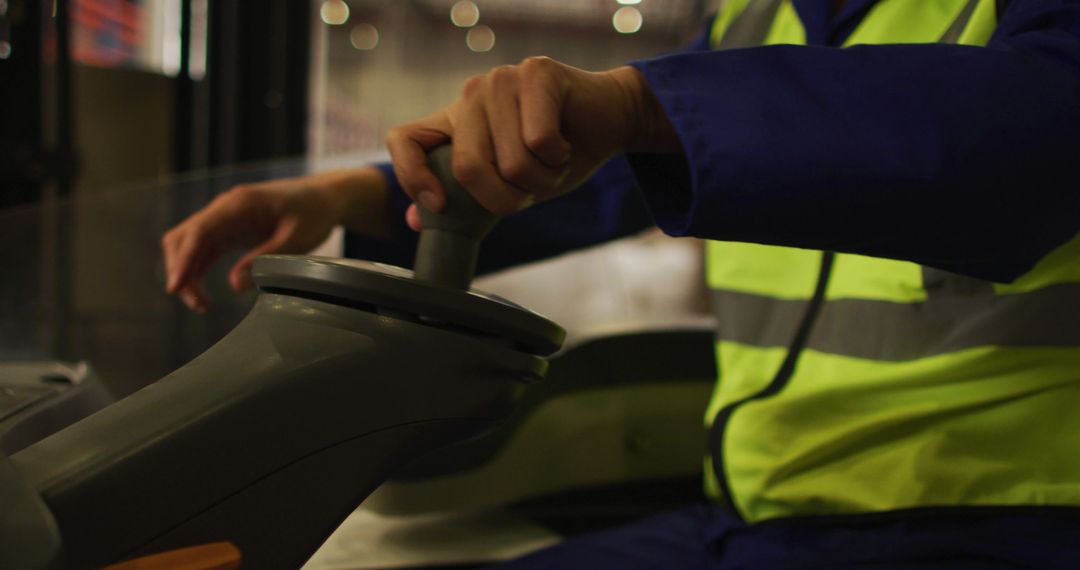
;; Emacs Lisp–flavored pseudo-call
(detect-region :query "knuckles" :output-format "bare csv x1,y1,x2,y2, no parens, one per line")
523,130,563,161
393,56,571,216
451,156,485,190
451,157,520,215
489,65,519,88
385,125,405,145
460,75,486,99
498,157,533,189
519,56,555,76
464,57,558,99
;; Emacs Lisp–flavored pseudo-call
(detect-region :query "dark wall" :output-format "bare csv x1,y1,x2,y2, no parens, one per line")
179,0,310,170
1,0,314,398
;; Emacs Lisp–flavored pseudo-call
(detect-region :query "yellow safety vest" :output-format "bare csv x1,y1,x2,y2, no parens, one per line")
704,0,1080,523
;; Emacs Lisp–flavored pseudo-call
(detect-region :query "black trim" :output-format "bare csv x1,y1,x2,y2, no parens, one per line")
708,251,835,519
260,286,380,315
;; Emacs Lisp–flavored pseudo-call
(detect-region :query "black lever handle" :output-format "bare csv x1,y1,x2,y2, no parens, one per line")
413,145,499,289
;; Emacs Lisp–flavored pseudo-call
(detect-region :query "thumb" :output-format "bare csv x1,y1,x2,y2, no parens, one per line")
406,204,422,232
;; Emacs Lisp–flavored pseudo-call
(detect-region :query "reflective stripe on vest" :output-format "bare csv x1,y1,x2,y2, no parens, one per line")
702,0,1080,522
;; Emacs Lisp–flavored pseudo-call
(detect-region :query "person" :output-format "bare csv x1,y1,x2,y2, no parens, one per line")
162,0,1080,566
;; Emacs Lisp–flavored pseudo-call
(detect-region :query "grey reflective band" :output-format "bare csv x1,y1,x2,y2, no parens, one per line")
922,266,996,298
721,0,981,50
711,283,1080,362
718,0,784,50
940,0,982,44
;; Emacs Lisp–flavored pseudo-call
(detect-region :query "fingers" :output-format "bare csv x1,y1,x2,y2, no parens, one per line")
406,204,422,232
486,65,567,196
451,78,533,215
178,282,210,314
389,59,579,223
163,224,219,313
161,172,348,311
229,257,256,293
518,57,572,168
161,185,268,311
162,230,180,293
162,224,209,295
387,112,453,213
228,220,297,293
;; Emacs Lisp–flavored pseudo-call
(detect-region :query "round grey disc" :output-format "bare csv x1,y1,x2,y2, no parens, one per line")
251,255,565,356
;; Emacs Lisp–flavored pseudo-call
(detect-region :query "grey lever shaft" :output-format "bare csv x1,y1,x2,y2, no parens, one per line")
414,145,499,289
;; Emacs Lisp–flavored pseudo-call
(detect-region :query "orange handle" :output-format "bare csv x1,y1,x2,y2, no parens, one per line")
102,542,241,570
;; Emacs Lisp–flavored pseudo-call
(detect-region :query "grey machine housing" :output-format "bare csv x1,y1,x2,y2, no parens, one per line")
3,147,566,568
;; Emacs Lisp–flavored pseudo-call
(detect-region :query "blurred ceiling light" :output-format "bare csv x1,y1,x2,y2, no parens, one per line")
162,0,183,76
320,0,350,26
466,25,495,52
0,41,10,60
612,6,643,34
451,1,480,28
616,0,643,4
188,0,208,80
350,23,380,50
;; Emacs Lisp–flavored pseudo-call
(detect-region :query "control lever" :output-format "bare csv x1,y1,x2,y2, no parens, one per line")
413,145,499,290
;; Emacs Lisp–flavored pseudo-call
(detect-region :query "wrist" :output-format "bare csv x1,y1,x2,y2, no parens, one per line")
608,65,681,154
313,167,394,239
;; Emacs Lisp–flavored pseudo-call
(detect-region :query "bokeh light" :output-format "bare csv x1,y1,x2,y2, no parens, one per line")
451,1,480,27
320,0,350,26
612,6,643,34
350,23,379,50
466,25,495,52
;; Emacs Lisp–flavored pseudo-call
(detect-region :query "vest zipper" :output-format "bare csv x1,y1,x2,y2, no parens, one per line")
708,251,835,520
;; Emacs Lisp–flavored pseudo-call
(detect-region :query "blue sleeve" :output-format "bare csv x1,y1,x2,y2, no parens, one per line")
628,0,1080,283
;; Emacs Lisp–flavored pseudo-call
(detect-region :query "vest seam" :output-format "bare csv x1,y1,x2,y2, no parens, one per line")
710,252,835,521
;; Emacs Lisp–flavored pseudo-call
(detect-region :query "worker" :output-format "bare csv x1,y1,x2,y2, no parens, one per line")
162,0,1080,566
